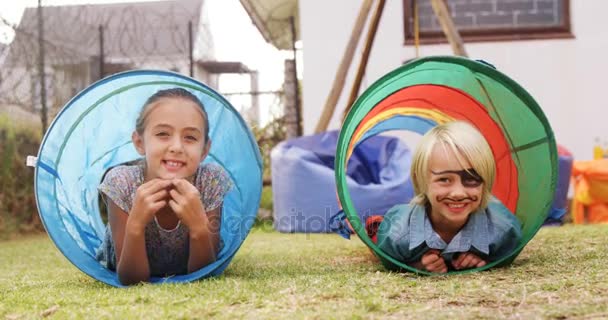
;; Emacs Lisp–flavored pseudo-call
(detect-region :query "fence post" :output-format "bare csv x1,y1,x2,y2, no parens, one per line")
249,71,260,126
188,21,194,77
289,16,302,136
37,0,48,135
99,25,104,79
283,59,298,140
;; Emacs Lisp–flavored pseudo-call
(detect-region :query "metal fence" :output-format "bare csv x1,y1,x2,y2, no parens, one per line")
0,0,218,133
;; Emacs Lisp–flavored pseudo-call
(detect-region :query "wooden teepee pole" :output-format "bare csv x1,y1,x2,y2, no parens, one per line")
314,0,374,134
343,0,386,120
430,0,468,57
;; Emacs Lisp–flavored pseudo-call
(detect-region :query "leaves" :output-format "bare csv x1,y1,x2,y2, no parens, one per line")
0,116,42,238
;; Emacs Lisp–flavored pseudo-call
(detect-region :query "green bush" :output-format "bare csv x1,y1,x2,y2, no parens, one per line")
251,117,285,213
259,186,273,211
0,115,42,239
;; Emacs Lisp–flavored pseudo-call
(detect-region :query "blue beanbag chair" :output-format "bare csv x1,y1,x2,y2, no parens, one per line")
545,145,574,225
271,130,414,232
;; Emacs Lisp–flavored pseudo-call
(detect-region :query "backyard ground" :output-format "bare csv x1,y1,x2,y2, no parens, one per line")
1,223,607,319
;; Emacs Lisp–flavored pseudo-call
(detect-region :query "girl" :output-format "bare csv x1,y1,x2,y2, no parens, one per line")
96,88,233,285
377,121,522,273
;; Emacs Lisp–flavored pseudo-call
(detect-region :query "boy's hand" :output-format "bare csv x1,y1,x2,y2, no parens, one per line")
452,252,487,270
168,179,209,235
129,179,172,230
420,249,448,273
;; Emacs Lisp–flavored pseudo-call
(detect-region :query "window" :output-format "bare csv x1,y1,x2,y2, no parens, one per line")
403,0,573,44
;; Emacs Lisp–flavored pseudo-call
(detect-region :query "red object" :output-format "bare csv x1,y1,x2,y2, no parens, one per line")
557,144,573,157
365,215,385,244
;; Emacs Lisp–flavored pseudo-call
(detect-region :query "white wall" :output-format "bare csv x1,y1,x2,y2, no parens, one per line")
300,0,608,161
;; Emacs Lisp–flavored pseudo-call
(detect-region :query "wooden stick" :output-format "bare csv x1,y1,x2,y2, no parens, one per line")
414,0,420,57
343,0,386,120
430,0,468,57
314,0,374,134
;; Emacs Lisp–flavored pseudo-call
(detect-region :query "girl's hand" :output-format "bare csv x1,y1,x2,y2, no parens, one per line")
129,179,172,231
168,179,209,235
421,249,448,273
452,252,487,270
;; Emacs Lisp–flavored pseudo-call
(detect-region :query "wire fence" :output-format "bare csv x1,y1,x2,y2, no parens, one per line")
0,0,284,134
0,1,292,189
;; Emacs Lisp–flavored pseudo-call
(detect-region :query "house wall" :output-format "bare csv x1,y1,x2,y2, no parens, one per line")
194,0,215,62
299,0,608,161
0,57,216,123
104,55,217,88
0,64,88,118
0,66,36,109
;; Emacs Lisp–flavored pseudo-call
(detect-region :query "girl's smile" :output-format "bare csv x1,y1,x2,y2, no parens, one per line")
163,159,186,172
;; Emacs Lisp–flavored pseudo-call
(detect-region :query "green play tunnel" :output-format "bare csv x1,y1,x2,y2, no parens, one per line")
335,56,557,274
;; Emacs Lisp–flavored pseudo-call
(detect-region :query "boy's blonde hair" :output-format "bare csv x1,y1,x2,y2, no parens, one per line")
410,121,496,209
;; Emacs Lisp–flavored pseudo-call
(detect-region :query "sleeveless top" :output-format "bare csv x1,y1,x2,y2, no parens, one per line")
95,162,233,276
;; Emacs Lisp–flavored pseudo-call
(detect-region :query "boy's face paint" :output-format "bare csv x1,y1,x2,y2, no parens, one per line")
430,168,483,188
426,145,484,230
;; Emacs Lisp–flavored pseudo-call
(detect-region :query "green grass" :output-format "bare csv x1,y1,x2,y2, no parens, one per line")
259,186,273,211
1,224,607,319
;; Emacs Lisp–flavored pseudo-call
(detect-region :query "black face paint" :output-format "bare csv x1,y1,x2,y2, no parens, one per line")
431,168,483,188
436,195,479,203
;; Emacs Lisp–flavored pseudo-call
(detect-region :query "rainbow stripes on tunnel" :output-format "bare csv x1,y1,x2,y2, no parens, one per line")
336,56,558,274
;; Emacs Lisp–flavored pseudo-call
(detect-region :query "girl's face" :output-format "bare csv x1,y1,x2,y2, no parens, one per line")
426,143,483,229
133,97,209,181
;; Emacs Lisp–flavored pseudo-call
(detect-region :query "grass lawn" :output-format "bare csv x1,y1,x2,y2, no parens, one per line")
1,223,607,319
